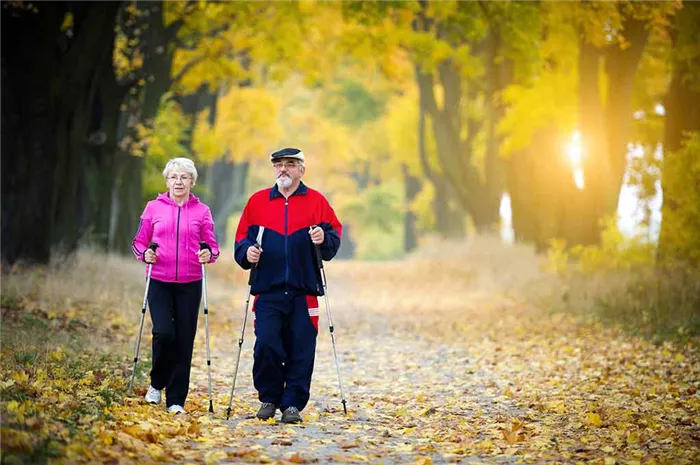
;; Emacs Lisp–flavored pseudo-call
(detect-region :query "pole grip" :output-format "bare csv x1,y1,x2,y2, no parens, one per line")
145,242,158,264
314,244,324,270
199,241,211,252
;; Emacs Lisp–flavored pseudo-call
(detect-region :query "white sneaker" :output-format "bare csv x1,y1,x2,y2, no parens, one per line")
144,386,161,404
168,405,186,414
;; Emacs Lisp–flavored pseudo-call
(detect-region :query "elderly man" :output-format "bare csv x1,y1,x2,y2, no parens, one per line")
233,148,342,423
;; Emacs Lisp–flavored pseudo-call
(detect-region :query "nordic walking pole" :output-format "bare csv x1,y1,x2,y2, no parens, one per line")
200,242,214,414
129,242,158,393
226,226,265,420
311,227,347,415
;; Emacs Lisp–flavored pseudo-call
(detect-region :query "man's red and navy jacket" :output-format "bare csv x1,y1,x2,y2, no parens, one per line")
234,182,342,296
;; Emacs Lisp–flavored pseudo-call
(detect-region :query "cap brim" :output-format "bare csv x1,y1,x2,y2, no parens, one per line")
271,152,304,162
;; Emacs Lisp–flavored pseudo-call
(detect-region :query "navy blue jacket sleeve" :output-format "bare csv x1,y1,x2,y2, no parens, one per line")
318,196,342,261
234,202,255,270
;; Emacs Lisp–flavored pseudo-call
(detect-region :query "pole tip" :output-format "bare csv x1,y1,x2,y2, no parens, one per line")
342,399,347,415
226,407,231,420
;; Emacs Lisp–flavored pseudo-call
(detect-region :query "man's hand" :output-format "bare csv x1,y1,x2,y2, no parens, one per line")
309,226,324,245
197,248,211,264
144,249,157,264
247,245,262,264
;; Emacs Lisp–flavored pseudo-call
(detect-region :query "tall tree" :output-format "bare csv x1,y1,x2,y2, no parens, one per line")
499,1,675,249
1,2,122,264
575,1,657,244
658,1,700,266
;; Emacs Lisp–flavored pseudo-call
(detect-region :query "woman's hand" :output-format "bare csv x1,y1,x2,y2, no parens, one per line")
144,249,157,264
197,249,211,264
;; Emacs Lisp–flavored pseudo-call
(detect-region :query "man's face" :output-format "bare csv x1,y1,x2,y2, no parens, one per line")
273,158,304,188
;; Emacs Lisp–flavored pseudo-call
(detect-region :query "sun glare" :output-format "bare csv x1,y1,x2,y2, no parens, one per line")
566,131,585,190
573,168,585,189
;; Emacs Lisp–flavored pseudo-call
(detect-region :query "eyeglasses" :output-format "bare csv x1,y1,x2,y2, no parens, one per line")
273,161,300,170
167,175,192,182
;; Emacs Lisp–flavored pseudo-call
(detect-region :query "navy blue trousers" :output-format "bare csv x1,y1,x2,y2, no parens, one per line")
147,279,202,407
253,291,318,412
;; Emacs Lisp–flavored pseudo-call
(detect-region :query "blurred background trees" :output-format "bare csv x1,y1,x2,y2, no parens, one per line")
2,0,699,269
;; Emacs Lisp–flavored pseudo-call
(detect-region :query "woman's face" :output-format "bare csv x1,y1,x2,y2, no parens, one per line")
166,170,194,199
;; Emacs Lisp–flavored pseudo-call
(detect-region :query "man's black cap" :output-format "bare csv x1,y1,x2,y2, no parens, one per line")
270,148,305,162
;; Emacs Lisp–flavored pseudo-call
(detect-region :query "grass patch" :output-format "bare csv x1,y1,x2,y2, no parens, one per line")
540,222,700,345
545,265,700,345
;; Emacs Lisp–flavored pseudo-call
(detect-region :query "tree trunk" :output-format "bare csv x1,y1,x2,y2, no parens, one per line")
658,1,700,265
414,87,465,238
417,66,482,223
575,13,650,246
605,17,650,210
402,164,420,252
413,6,488,236
1,3,66,264
506,149,538,244
51,3,122,254
480,27,511,233
110,154,145,253
1,2,121,264
81,55,125,249
576,37,609,245
506,124,582,252
137,2,177,122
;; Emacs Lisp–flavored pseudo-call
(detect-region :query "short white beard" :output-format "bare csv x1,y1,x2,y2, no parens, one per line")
276,175,292,189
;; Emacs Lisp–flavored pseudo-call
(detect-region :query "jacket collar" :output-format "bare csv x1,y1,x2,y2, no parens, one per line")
269,181,307,200
157,192,200,207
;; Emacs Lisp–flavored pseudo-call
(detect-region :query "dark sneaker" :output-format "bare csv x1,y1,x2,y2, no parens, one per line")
256,402,277,420
281,406,303,424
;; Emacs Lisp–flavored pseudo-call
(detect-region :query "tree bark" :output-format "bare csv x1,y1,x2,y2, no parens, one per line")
52,3,122,254
1,3,66,264
576,37,609,245
1,2,121,264
80,52,126,249
481,22,511,233
576,12,650,246
506,124,582,252
415,88,465,238
658,1,700,265
506,149,538,244
605,17,650,210
412,5,487,236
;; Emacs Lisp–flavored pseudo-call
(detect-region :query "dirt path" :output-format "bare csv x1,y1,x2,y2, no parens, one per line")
183,267,526,464
173,246,698,464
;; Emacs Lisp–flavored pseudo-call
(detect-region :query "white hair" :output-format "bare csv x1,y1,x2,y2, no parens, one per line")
163,157,198,183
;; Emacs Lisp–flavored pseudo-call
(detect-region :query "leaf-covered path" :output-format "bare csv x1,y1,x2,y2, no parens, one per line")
178,242,699,465
2,241,698,464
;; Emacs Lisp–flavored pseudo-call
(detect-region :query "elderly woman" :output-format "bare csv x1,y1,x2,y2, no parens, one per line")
131,157,220,414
